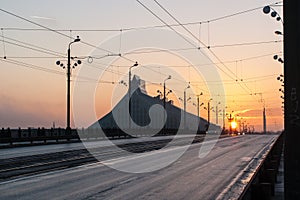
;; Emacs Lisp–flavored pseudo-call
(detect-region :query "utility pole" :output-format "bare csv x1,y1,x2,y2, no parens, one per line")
222,109,225,131
263,107,266,134
196,93,203,119
227,113,234,135
67,47,71,133
163,75,171,134
255,92,266,134
183,85,190,130
207,98,212,129
207,101,210,128
128,62,138,130
215,102,220,124
56,36,81,134
197,96,200,118
284,1,300,199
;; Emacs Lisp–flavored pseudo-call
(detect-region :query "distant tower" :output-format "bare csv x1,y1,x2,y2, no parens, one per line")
263,107,266,134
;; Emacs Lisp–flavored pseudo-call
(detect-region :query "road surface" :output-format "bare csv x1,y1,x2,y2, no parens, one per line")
0,134,278,200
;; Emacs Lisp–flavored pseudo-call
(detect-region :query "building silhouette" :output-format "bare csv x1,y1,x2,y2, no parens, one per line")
90,76,218,136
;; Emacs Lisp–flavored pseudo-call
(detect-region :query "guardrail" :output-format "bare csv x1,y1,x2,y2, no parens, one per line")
0,128,80,146
1,126,210,147
0,127,176,147
239,132,284,200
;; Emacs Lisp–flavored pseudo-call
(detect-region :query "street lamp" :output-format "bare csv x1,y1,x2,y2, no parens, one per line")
254,92,266,134
163,75,172,134
163,75,172,111
128,61,138,130
222,107,227,132
274,30,283,35
215,102,221,124
226,111,234,135
56,36,81,134
184,84,191,130
196,93,203,119
263,5,283,24
207,98,213,128
128,61,139,96
274,55,284,64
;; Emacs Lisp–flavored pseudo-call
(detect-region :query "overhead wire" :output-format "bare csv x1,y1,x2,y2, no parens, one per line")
0,8,122,57
0,4,282,99
1,57,65,75
150,0,269,99
0,1,283,33
2,37,65,57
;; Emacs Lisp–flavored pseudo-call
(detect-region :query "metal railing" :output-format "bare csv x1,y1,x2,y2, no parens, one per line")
239,132,284,200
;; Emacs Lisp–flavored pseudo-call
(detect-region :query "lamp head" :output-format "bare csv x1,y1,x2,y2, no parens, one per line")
74,36,80,43
263,6,271,14
133,61,138,67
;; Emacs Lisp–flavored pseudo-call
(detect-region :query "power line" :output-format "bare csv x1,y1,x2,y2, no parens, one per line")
0,8,117,55
2,38,64,57
1,58,64,75
0,1,282,33
2,38,281,60
122,40,281,56
151,0,244,82
136,0,238,82
151,0,267,100
1,33,282,88
0,5,281,103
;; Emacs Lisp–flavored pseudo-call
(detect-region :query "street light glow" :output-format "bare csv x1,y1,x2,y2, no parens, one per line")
231,121,237,129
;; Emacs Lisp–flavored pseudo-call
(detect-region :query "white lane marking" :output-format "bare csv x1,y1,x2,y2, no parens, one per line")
119,177,137,185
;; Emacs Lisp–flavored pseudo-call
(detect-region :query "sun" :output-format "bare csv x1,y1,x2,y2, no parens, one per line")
231,121,238,129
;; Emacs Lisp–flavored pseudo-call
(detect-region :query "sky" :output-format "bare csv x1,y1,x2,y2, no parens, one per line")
0,0,283,132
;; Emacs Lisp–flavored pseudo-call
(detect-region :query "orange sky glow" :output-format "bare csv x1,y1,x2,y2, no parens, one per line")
0,0,284,132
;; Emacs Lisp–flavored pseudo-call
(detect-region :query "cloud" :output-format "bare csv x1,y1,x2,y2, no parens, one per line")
30,16,56,21
235,109,253,115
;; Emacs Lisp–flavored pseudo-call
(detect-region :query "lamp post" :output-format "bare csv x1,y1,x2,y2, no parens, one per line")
163,75,172,134
56,36,81,134
196,93,203,119
215,102,221,124
128,62,138,130
254,92,266,134
184,85,190,130
163,75,172,111
227,111,234,135
207,98,213,129
222,108,226,132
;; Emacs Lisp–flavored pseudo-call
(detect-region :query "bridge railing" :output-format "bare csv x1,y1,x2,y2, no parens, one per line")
0,127,164,147
0,128,80,146
238,132,284,200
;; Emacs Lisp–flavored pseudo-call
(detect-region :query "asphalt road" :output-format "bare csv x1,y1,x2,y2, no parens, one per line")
0,134,278,200
0,135,194,159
